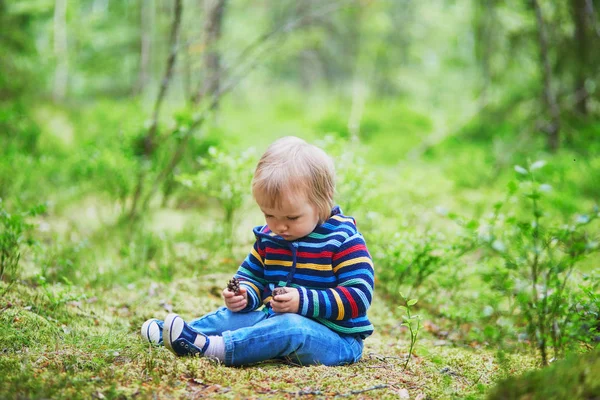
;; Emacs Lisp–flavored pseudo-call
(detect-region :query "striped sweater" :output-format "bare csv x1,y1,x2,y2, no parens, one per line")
234,206,375,339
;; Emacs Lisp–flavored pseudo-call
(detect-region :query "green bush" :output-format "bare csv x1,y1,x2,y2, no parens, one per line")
316,136,380,217
0,103,42,199
454,161,600,364
38,240,90,284
0,102,40,154
176,146,256,255
487,350,600,400
0,201,44,287
373,229,471,298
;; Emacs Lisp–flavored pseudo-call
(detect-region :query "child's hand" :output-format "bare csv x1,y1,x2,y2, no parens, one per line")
222,286,248,312
271,288,299,314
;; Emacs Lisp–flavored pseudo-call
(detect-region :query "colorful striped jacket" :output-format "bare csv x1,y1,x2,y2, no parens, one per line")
234,206,375,339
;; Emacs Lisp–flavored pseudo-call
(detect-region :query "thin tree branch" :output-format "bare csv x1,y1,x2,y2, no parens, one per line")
137,1,354,212
192,0,227,107
129,0,183,220
226,0,351,83
146,0,183,154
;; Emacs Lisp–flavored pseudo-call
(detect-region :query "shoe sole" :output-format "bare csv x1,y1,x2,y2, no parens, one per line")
163,313,184,355
141,319,161,345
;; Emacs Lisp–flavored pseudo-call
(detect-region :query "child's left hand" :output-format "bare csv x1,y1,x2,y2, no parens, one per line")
271,288,300,314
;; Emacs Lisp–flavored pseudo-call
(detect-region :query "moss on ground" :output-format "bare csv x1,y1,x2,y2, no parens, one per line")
0,307,60,351
487,350,600,400
0,275,582,399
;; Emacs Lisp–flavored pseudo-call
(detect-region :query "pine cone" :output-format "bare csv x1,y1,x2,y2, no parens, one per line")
272,287,288,297
227,277,240,295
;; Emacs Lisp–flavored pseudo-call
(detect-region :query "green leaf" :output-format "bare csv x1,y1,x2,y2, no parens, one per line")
492,240,506,252
466,220,479,230
29,204,47,216
514,165,528,175
505,260,518,270
507,181,518,194
530,160,546,170
407,299,418,306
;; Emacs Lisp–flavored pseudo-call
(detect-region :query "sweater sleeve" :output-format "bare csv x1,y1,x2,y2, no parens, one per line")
234,239,267,312
297,233,374,321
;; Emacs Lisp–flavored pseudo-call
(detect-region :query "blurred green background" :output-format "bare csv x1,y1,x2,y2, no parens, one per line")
1,0,599,398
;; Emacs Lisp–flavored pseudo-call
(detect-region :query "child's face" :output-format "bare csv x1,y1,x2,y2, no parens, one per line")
259,194,320,241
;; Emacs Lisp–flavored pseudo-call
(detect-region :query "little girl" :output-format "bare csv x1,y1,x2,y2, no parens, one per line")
141,136,374,366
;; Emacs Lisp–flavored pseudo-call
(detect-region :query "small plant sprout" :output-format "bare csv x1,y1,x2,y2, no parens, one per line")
398,292,422,369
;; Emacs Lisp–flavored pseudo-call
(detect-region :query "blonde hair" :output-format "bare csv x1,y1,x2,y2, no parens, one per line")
252,136,335,222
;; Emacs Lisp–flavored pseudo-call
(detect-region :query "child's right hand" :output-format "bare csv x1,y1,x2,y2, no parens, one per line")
222,286,248,312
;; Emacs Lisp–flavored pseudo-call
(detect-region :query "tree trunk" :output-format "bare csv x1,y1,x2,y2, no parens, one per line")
532,0,560,152
572,0,589,115
53,0,68,102
585,0,600,38
295,0,321,91
136,0,155,95
183,29,193,104
128,0,183,220
195,0,227,108
347,4,366,143
474,0,495,107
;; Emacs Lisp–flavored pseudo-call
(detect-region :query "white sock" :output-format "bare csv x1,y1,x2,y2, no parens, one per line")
204,336,225,361
194,335,225,362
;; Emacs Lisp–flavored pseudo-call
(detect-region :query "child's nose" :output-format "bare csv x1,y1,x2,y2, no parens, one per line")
276,221,288,232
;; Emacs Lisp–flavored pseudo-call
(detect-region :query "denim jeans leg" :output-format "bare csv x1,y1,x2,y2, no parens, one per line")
221,313,363,366
187,307,267,336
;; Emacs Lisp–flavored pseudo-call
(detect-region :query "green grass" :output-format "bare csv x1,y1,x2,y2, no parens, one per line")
2,94,598,399
1,274,538,399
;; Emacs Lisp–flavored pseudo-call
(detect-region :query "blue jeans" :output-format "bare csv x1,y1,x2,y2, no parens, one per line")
165,307,364,366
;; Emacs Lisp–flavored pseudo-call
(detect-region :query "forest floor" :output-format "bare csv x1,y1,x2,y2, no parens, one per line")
1,272,537,399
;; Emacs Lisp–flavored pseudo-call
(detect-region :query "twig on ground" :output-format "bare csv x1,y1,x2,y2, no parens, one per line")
342,384,388,397
286,384,388,397
471,373,484,387
367,352,403,362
